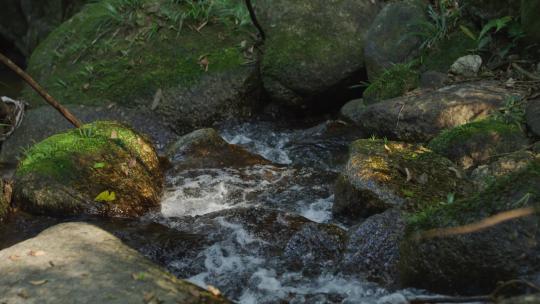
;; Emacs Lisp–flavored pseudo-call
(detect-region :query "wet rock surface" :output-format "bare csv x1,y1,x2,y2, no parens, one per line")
346,81,519,142
14,121,163,218
0,222,231,303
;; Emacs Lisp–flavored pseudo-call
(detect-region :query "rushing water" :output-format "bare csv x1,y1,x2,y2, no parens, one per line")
142,120,428,303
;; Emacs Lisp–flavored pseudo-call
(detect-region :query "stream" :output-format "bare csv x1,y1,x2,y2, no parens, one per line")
0,118,430,304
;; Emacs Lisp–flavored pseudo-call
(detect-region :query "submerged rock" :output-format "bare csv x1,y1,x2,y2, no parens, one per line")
341,209,405,289
333,139,467,221
345,81,517,142
166,128,270,171
256,0,381,108
428,119,530,170
14,121,163,217
364,1,426,80
0,104,176,165
400,160,540,295
0,222,230,303
22,0,262,133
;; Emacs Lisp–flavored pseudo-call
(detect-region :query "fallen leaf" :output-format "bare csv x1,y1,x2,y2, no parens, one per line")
405,168,412,183
82,83,90,90
28,250,46,257
384,144,392,153
128,158,137,168
207,285,221,297
198,55,210,72
93,162,106,169
94,190,116,202
29,279,48,286
110,130,118,139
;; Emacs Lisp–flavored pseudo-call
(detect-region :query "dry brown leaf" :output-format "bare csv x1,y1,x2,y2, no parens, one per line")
384,144,392,153
198,56,210,72
8,255,20,261
110,130,118,139
207,285,221,297
28,250,46,257
128,158,137,168
29,279,48,286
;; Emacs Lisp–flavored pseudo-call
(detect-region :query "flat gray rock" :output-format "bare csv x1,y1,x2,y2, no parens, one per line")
0,222,230,304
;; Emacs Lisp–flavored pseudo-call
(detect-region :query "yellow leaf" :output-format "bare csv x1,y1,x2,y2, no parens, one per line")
95,190,116,202
30,279,48,286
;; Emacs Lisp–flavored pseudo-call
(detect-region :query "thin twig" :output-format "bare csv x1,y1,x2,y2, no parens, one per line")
0,52,82,128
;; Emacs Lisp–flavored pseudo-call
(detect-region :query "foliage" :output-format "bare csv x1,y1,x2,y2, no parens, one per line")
409,0,461,50
492,95,526,129
363,63,419,104
459,16,516,53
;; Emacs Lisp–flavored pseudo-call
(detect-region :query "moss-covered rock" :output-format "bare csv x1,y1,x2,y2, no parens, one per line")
333,139,468,221
400,159,540,294
256,0,381,108
421,31,476,73
14,121,163,217
22,0,261,133
363,64,419,104
428,119,530,170
364,0,426,81
346,81,519,142
522,0,540,45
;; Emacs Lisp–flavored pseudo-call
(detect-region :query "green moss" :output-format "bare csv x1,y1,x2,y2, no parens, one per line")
428,119,521,155
406,159,540,232
363,63,419,104
23,0,253,107
421,30,476,72
17,121,143,180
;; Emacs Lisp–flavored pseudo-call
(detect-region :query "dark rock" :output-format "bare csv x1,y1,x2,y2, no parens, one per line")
400,160,540,295
333,139,468,221
166,128,270,171
526,99,540,138
419,71,448,89
0,222,231,303
364,1,426,80
256,0,381,108
22,1,262,134
0,104,176,165
341,209,405,288
14,121,163,218
428,119,530,170
340,99,367,123
346,81,518,142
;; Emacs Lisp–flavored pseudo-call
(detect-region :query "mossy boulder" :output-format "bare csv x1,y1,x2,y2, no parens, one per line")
522,0,540,45
166,128,270,172
428,119,530,170
14,121,163,217
364,0,426,81
22,0,261,133
363,64,419,104
400,160,540,294
0,104,176,165
0,0,88,56
256,0,381,108
333,139,468,221
346,81,517,142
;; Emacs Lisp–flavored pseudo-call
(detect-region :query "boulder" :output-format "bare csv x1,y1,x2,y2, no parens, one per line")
256,0,381,108
364,1,426,80
14,121,163,217
363,63,419,104
22,0,262,133
526,99,540,138
419,71,448,89
341,209,405,288
428,119,530,170
166,128,270,171
0,104,176,165
345,81,517,142
0,0,88,56
0,222,230,303
471,150,537,191
400,159,540,295
333,139,467,221
522,0,540,45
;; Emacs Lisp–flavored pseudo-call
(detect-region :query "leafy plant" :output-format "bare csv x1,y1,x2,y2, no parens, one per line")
460,16,513,52
492,95,526,129
409,0,461,50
